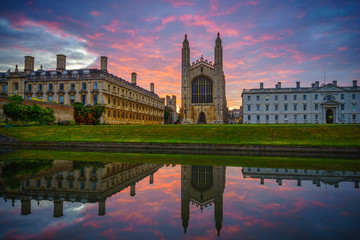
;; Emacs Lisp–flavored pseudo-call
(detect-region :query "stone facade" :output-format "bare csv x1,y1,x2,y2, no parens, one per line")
242,80,360,124
165,95,177,124
0,95,74,122
0,55,164,124
181,33,228,124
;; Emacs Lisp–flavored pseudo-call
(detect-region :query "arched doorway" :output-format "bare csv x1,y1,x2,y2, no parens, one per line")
198,112,206,124
326,109,333,124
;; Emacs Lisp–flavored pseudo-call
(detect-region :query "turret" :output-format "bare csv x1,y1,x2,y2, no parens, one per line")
214,32,223,67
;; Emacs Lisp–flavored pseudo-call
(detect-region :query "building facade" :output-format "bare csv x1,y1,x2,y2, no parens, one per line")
165,95,177,124
181,33,228,124
242,80,360,124
0,55,164,124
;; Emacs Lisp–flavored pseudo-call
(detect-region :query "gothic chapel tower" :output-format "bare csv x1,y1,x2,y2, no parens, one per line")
181,33,228,124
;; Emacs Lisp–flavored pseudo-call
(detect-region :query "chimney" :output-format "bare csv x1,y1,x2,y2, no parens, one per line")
150,83,154,93
260,82,264,89
24,56,34,72
352,80,357,87
332,80,337,86
131,72,137,85
56,54,66,71
312,83,315,88
277,82,281,89
315,81,319,88
296,81,300,88
100,56,108,72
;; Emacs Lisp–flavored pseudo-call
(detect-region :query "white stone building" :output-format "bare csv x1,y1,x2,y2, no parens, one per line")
242,80,360,124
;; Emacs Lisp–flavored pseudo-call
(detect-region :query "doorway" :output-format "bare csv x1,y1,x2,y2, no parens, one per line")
326,109,333,124
198,112,206,124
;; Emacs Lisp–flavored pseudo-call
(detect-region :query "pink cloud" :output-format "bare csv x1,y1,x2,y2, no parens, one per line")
338,46,347,51
296,10,307,19
86,32,104,40
163,0,195,7
91,11,100,16
102,19,120,33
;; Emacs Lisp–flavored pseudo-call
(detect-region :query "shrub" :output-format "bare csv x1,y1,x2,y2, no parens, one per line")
73,102,105,125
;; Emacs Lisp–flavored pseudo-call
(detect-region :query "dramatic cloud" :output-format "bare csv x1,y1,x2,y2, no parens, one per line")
0,0,359,109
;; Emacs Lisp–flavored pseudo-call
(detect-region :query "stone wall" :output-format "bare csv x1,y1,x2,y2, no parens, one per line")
0,95,74,122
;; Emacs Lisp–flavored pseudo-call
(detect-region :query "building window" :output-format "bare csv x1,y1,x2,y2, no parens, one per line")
247,115,251,121
48,95,53,102
58,181,62,189
341,114,345,121
284,95,287,101
2,85,6,92
70,95,75,104
266,105,269,111
353,114,356,120
275,104,278,111
266,115,269,121
248,105,251,111
294,95,297,100
294,114,297,120
113,99,116,105
49,83,53,91
69,182,73,189
60,83,64,90
294,104,297,111
315,114,318,120
303,104,307,111
315,104,318,110
256,96,259,101
352,94,356,100
341,94,344,100
315,94,318,100
266,96,269,101
59,95,64,104
341,104,345,111
275,95,278,101
303,94,307,100
47,181,51,188
275,115,278,120
92,183,96,190
93,95,98,105
304,114,307,120
256,105,260,111
257,115,260,121
71,83,75,90
82,95,86,105
284,104,288,111
93,82,98,89
37,95,42,100
352,103,356,111
191,77,213,103
14,83,18,90
38,84,42,91
82,83,86,90
108,97,110,105
27,84,32,91
80,182,85,190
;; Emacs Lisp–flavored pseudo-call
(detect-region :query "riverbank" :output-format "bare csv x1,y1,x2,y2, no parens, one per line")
0,124,360,146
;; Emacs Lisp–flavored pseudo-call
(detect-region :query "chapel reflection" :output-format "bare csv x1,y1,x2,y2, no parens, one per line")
0,160,162,217
181,165,226,236
242,167,360,189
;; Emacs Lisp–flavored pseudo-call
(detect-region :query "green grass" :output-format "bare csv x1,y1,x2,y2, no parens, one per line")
0,124,360,146
1,149,360,171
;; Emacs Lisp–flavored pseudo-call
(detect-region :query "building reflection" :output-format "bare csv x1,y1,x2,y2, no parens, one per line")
242,167,360,189
181,165,226,236
0,160,163,217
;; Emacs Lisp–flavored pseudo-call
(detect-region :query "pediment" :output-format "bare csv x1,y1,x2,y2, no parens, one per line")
8,72,24,78
315,84,345,92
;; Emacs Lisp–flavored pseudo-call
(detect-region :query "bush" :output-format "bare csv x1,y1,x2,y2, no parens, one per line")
73,102,105,125
3,95,55,124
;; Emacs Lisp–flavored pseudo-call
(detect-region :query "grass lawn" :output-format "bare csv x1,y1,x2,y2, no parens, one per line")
1,149,360,171
0,124,359,146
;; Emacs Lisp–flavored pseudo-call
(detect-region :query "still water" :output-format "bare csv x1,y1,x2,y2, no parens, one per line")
0,150,359,239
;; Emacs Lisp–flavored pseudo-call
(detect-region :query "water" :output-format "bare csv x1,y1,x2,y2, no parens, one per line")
0,150,359,239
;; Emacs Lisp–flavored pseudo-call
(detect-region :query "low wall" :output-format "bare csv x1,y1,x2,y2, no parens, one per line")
0,95,74,122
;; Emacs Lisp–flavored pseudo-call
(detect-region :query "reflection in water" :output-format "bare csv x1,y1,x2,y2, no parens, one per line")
1,155,360,239
181,165,226,236
0,160,162,217
242,167,360,189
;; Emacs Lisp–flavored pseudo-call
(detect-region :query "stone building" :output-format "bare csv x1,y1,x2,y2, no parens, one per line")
0,55,164,124
181,33,228,124
165,95,177,124
181,165,226,236
242,80,360,124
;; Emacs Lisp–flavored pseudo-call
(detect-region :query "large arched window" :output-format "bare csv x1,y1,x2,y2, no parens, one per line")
192,76,213,103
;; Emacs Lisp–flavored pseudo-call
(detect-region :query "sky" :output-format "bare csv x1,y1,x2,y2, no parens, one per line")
0,0,359,109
